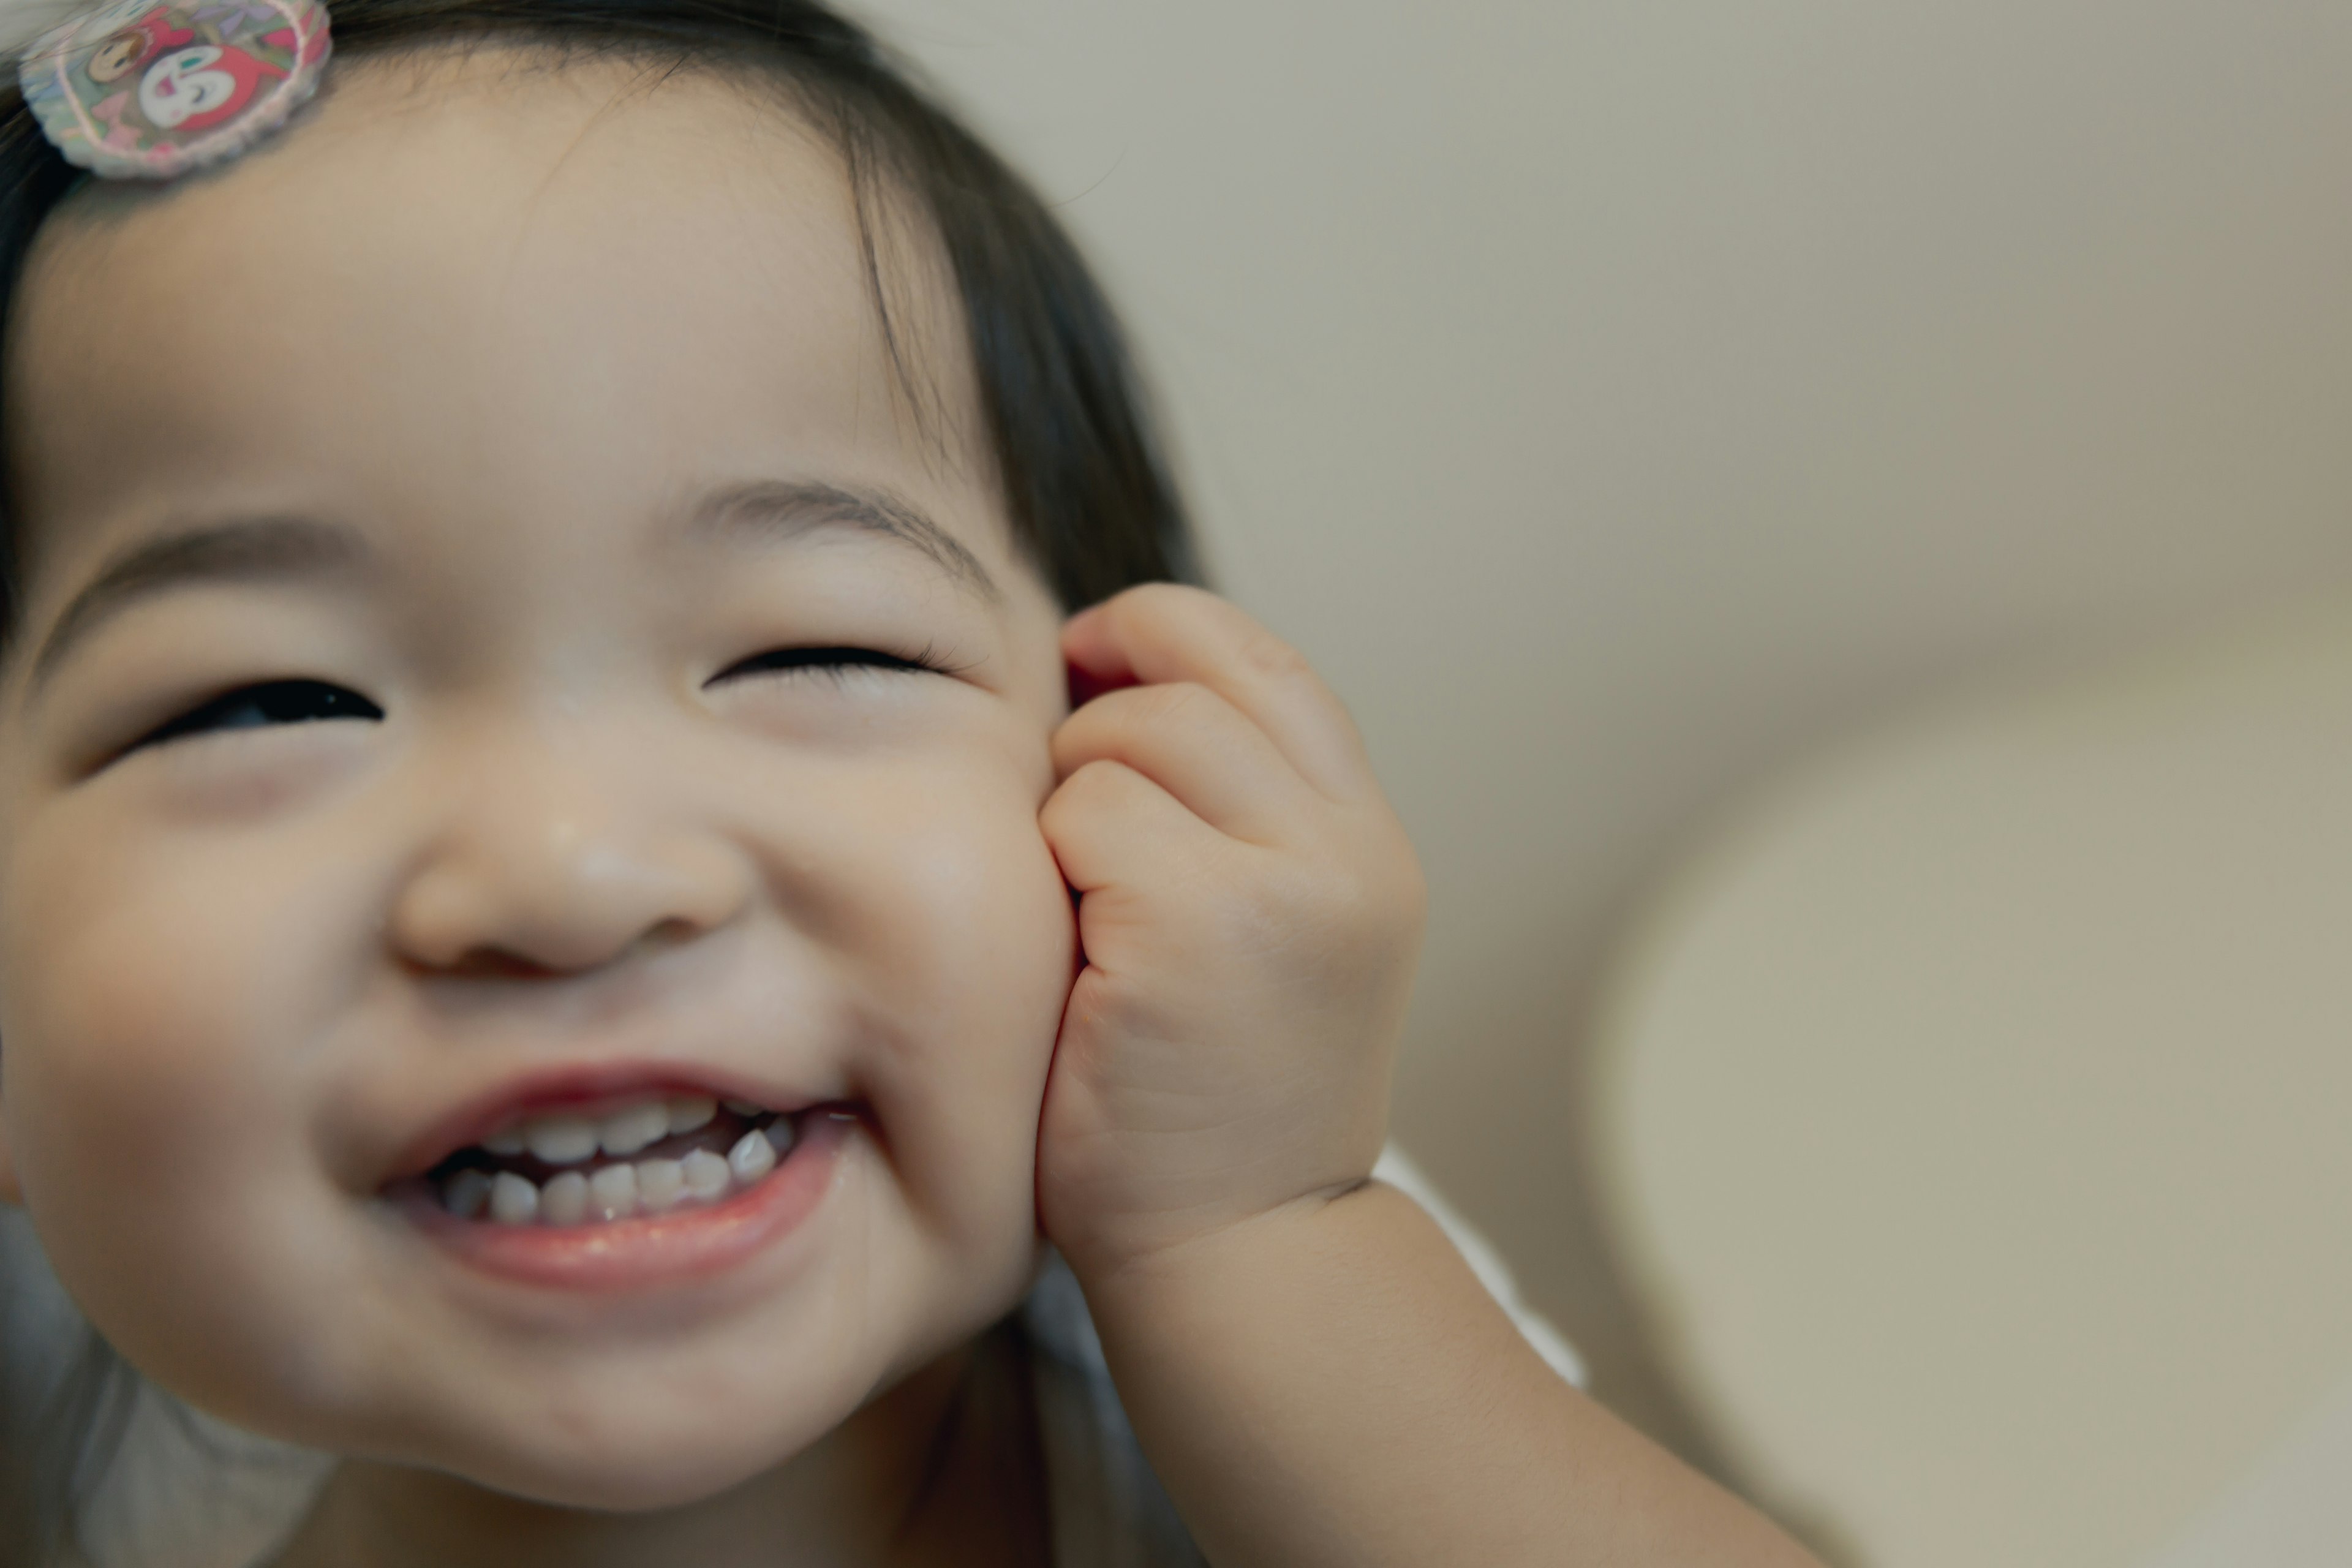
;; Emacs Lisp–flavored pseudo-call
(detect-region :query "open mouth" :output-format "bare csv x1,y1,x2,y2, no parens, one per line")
417,1093,818,1229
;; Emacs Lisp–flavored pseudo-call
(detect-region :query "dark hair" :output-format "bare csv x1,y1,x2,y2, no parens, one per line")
0,0,1197,646
0,4,1194,1556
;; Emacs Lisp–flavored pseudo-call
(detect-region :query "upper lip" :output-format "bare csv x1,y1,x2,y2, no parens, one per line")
382,1060,829,1185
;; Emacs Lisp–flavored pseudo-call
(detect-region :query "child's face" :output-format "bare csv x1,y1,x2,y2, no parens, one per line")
0,58,1076,1507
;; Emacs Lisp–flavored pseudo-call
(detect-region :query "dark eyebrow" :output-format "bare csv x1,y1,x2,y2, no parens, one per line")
684,480,1000,603
27,516,368,691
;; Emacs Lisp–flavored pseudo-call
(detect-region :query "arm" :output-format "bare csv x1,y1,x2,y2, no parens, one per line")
1082,1182,1817,1568
1038,585,1820,1568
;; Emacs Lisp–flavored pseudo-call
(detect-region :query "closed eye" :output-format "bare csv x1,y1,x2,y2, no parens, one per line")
706,645,956,685
133,679,385,751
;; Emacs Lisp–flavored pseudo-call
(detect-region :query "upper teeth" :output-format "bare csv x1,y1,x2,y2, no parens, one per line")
481,1093,733,1168
441,1096,805,1229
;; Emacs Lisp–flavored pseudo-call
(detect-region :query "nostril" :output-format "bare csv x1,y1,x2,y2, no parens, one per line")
424,918,703,981
631,917,702,958
443,948,562,981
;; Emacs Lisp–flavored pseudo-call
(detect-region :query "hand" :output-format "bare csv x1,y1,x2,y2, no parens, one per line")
1035,585,1426,1281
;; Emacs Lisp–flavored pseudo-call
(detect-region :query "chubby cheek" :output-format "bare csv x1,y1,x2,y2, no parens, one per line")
0,810,363,1403
820,757,1075,1281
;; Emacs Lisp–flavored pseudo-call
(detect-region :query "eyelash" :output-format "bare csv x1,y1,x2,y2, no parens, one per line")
123,647,953,755
706,644,958,685
133,679,384,751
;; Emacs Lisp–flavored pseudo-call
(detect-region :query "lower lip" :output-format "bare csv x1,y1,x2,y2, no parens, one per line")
398,1113,852,1293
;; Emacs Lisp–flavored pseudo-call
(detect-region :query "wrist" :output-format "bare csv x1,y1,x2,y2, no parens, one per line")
1066,1176,1404,1334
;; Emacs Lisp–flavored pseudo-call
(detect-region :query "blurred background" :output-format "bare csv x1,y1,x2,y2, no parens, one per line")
849,2,2352,1563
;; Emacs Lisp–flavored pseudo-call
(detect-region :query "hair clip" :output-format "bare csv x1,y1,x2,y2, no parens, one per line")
18,0,331,181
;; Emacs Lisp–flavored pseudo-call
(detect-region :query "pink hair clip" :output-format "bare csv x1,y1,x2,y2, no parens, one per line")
18,0,331,180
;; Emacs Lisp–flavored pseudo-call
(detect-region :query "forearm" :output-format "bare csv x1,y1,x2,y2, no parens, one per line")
1074,1182,1822,1568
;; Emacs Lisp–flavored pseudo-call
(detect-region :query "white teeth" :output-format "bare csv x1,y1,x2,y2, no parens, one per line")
525,1115,599,1166
636,1157,684,1212
728,1128,777,1185
541,1170,589,1227
680,1148,731,1200
597,1101,669,1158
589,1163,639,1221
447,1101,808,1229
443,1169,493,1219
489,1171,539,1226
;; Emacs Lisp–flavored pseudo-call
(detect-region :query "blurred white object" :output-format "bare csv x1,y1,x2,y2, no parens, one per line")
1374,1145,1587,1388
1593,593,2352,1568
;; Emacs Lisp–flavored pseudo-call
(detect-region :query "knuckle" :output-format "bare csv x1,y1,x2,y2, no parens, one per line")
1107,580,1197,628
1131,679,1215,728
1050,707,1108,772
1126,581,1194,607
1036,785,1081,840
1237,624,1312,682
1378,824,1430,919
1065,756,1137,804
1062,683,1223,767
1283,832,1425,949
1396,856,1431,930
1043,758,1128,825
1227,853,1324,939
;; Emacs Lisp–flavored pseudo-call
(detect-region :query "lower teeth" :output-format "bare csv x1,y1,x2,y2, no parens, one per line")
442,1117,798,1226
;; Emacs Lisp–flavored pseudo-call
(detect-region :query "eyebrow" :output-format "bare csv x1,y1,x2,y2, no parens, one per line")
682,480,1000,604
27,516,368,692
23,482,997,694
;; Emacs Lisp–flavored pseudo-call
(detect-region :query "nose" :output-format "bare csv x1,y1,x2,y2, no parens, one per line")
388,727,755,977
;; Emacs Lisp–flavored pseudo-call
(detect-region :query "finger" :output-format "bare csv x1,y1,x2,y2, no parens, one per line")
1052,680,1321,846
1039,756,1230,897
1063,584,1372,802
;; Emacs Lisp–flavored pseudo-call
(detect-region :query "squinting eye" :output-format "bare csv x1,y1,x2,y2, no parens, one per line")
133,679,385,751
707,646,948,685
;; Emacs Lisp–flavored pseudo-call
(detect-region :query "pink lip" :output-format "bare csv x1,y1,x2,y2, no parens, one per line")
385,1060,822,1182
397,1110,853,1293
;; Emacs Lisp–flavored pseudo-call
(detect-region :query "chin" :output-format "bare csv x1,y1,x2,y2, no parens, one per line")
419,1401,850,1513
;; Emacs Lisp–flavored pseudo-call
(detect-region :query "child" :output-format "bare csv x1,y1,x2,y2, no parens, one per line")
0,2,1824,1563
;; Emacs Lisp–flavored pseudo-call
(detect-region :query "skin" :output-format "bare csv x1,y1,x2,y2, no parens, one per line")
0,44,1825,1568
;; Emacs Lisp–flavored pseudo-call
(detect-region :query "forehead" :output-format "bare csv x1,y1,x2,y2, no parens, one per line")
6,50,992,592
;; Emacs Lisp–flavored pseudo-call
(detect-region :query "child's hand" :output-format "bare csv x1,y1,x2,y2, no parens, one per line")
1036,585,1425,1280
1035,589,1825,1568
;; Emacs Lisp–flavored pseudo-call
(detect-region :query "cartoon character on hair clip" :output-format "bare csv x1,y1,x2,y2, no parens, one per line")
83,5,196,86
135,39,288,130
20,0,330,180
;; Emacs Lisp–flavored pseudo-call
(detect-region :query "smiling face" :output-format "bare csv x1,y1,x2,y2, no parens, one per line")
138,45,240,128
0,56,1074,1507
89,31,151,86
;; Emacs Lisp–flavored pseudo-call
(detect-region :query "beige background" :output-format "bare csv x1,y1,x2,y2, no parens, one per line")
852,0,2352,1551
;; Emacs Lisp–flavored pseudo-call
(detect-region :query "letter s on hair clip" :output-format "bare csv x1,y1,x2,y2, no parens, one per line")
19,0,330,180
